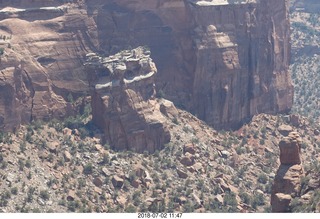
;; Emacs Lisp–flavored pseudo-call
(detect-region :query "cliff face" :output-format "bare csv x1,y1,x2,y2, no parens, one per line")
189,0,293,129
86,0,294,129
0,1,96,129
0,0,293,130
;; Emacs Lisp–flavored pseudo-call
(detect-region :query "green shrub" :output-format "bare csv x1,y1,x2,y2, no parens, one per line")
239,191,251,205
252,193,265,209
83,163,93,175
11,187,18,195
223,191,237,210
40,190,50,200
258,173,268,184
125,204,137,213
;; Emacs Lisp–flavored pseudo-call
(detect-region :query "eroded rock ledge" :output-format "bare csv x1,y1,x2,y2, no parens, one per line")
85,47,177,153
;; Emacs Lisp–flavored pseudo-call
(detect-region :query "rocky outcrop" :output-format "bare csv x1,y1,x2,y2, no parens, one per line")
278,125,293,136
0,1,95,130
271,132,304,212
0,0,293,131
85,47,175,153
278,132,302,165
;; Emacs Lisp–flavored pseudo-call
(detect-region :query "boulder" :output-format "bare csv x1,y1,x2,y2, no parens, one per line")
94,144,104,153
290,115,301,127
271,193,292,213
184,143,196,155
52,184,58,190
159,99,179,119
278,125,293,136
94,187,102,195
180,152,195,166
93,177,103,187
215,195,224,204
131,179,141,188
102,168,111,177
193,162,204,173
6,173,15,184
116,195,127,207
177,168,188,179
67,190,76,201
192,193,202,207
187,166,195,173
220,150,231,159
63,128,72,136
64,151,72,162
144,171,153,184
135,165,145,178
112,175,124,188
48,142,59,153
279,132,302,165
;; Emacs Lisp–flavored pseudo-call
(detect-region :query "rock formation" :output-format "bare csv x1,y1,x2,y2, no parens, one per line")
98,0,294,129
0,1,94,130
271,132,304,212
85,47,176,153
0,0,293,131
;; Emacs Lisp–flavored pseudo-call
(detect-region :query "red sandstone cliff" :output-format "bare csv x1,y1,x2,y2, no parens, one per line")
0,0,293,130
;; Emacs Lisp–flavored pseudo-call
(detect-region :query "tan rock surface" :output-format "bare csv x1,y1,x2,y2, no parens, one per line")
63,151,71,162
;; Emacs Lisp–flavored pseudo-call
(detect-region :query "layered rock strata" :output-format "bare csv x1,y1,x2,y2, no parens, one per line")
0,1,95,130
85,47,176,153
99,0,294,129
0,0,293,130
271,132,304,212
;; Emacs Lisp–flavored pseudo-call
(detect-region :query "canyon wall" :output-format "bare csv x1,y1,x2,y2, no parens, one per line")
0,0,95,129
0,0,293,130
189,0,293,129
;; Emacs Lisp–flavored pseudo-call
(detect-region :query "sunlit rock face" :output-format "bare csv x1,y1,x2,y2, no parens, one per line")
187,0,293,129
0,0,293,131
96,0,293,129
85,47,174,153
